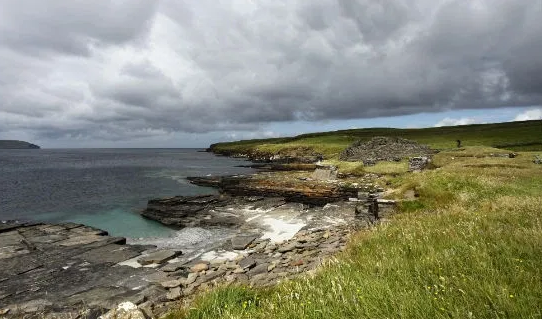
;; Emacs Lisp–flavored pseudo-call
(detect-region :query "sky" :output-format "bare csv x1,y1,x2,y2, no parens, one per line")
0,0,541,148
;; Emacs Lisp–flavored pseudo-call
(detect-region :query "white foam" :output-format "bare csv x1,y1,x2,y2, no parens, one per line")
260,217,305,243
118,257,143,268
245,213,264,222
200,250,240,261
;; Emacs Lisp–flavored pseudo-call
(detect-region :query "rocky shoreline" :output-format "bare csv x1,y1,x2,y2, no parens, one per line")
1,159,398,318
1,197,395,318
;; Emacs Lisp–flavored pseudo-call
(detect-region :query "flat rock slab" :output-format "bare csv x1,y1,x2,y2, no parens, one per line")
231,235,259,250
57,235,105,247
161,261,188,272
0,231,25,246
238,257,256,269
76,244,143,264
0,221,163,318
137,250,181,265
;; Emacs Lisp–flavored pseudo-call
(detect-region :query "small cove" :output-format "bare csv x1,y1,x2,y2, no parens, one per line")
0,148,254,238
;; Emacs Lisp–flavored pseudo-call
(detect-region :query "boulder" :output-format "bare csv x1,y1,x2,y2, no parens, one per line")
231,235,259,250
160,279,184,289
137,250,181,266
238,257,256,269
166,287,182,301
311,166,338,181
190,263,209,272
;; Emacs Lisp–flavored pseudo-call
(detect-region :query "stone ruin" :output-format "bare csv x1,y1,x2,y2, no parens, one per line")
354,191,397,227
311,165,338,180
409,156,431,172
340,136,435,166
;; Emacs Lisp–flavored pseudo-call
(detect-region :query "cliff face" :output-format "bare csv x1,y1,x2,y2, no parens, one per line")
0,140,40,149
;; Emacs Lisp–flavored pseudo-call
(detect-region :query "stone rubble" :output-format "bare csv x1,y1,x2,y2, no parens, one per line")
408,156,431,172
340,136,436,164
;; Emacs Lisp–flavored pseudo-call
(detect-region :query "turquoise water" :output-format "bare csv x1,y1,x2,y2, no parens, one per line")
0,148,254,238
60,208,176,238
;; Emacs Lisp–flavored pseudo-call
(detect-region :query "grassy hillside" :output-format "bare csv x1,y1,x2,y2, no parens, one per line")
168,148,542,319
210,120,542,158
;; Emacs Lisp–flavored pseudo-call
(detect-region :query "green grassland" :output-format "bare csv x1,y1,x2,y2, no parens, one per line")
168,121,542,319
210,120,542,158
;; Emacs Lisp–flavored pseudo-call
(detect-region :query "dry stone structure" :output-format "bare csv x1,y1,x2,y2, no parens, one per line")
340,136,435,165
408,156,431,172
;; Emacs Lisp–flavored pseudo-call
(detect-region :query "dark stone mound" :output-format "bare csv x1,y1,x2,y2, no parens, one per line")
340,136,435,164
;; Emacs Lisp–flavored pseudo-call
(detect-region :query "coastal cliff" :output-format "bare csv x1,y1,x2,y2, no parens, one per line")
0,140,40,149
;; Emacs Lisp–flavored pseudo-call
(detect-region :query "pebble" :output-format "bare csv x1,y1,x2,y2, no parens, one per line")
290,259,304,267
278,243,296,253
233,267,247,274
190,263,209,273
160,279,184,289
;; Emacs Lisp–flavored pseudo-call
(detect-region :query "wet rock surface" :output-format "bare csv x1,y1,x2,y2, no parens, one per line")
0,221,169,318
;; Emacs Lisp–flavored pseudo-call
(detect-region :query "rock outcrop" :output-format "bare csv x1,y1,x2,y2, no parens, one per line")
208,145,323,163
0,221,167,318
186,174,374,206
0,140,40,149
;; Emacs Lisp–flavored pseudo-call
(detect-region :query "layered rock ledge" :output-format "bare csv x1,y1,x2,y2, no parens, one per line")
185,172,380,206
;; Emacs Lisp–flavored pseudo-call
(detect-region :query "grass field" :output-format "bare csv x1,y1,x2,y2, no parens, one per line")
167,148,542,319
168,122,542,319
210,120,542,158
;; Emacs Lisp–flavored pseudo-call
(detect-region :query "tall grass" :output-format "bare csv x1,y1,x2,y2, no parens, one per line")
168,151,542,319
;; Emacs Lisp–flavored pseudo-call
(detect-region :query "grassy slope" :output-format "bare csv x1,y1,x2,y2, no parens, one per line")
168,122,542,319
210,120,542,158
168,150,542,319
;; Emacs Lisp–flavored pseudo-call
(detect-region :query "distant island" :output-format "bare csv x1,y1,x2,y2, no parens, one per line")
0,140,40,149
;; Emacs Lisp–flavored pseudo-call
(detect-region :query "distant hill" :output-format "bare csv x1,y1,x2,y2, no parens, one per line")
209,120,542,158
0,140,41,149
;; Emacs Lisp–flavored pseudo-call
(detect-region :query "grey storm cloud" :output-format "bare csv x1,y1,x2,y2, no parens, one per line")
0,0,541,143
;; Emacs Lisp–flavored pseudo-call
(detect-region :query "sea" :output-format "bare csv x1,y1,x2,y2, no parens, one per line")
0,148,254,250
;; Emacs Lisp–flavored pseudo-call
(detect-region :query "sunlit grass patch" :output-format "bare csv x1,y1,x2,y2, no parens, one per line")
363,160,409,175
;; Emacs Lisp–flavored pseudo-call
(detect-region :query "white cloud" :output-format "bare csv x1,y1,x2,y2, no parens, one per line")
434,117,477,127
513,108,542,121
